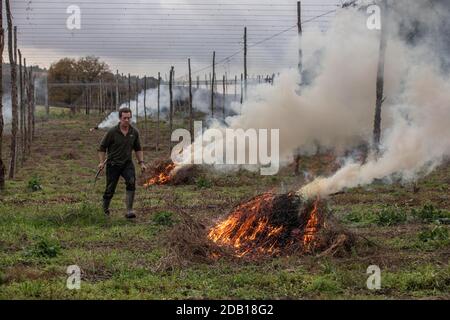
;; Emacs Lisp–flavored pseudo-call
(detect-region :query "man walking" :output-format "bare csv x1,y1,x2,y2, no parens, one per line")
98,108,147,219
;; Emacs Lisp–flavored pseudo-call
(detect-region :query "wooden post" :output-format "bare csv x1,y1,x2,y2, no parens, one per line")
88,85,92,115
297,1,303,77
135,76,139,124
373,0,388,150
115,70,119,110
223,75,226,119
99,79,104,114
0,10,5,190
234,75,237,101
196,75,199,89
31,70,36,140
27,67,33,154
156,72,160,151
240,73,244,106
211,51,215,117
128,73,131,108
18,49,25,165
244,27,248,101
143,75,147,144
188,58,193,137
6,1,18,179
169,66,174,151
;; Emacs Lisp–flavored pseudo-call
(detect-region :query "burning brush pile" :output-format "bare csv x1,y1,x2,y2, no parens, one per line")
159,191,355,268
208,192,354,258
140,159,196,187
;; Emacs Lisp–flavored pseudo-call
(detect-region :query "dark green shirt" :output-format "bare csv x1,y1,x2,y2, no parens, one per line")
98,124,142,166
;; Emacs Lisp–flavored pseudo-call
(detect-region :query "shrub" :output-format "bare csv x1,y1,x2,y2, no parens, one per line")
27,176,42,192
418,225,449,243
25,236,61,258
375,206,407,226
152,211,175,226
412,204,449,223
195,177,212,189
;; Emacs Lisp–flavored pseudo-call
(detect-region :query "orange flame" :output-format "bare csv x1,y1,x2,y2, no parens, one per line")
303,197,320,247
207,193,285,257
144,163,176,187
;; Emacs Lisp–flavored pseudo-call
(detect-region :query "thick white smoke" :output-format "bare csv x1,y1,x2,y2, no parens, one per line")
300,66,450,199
178,4,450,197
2,95,12,126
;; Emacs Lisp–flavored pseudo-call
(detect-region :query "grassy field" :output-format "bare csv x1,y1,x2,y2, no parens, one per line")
0,108,449,299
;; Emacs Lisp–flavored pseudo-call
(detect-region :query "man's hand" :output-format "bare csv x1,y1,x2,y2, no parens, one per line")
139,162,147,172
98,161,106,171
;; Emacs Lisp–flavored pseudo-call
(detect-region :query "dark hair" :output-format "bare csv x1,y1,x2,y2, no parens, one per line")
119,108,132,119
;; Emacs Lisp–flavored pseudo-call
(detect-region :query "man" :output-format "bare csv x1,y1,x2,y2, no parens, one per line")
98,108,147,219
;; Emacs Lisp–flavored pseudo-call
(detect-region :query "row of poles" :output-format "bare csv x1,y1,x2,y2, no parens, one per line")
0,0,37,191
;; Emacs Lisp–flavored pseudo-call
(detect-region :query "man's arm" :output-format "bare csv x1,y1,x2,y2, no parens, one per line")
98,130,111,170
133,131,146,171
98,152,107,170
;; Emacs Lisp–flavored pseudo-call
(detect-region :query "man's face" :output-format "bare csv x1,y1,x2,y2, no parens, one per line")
120,112,132,128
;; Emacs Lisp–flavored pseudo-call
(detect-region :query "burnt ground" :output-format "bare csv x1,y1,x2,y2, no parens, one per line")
0,106,448,299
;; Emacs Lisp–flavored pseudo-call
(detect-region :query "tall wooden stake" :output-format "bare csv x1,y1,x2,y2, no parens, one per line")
223,75,226,119
156,72,160,151
0,8,5,190
169,66,174,150
188,58,193,137
115,70,119,110
128,73,131,108
297,1,303,77
6,0,18,179
211,51,215,117
373,0,388,150
135,76,139,124
244,27,248,101
240,73,243,106
18,49,25,164
143,75,147,144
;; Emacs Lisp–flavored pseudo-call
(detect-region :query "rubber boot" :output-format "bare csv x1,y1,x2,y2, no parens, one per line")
125,190,136,219
102,198,111,216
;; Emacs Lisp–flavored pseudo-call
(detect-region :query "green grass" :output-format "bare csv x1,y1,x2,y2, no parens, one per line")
0,111,449,299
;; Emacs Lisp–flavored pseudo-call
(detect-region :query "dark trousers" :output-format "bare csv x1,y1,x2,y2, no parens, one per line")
103,161,136,200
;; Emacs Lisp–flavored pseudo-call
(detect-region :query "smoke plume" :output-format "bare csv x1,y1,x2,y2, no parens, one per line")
180,3,450,197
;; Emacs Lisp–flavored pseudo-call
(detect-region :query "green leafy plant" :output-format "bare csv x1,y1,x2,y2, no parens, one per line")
196,177,212,189
25,236,61,258
375,206,407,226
418,225,449,243
151,211,175,226
412,204,449,223
27,176,42,192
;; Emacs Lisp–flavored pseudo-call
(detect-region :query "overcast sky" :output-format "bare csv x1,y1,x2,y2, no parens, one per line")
6,0,341,78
